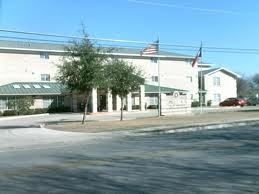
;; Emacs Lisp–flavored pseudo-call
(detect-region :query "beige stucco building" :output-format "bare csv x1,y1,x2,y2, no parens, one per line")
0,40,239,112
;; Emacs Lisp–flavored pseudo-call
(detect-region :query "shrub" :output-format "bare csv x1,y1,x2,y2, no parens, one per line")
23,109,34,115
132,105,140,110
7,96,33,115
3,110,18,116
47,106,71,113
207,100,212,107
34,108,48,114
147,105,158,109
191,101,200,107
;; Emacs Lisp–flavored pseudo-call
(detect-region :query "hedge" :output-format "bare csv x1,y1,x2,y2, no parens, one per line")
3,110,18,116
147,105,158,109
132,105,140,110
47,106,71,113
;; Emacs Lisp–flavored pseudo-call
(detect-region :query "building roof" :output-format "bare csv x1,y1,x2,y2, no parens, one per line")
0,82,185,96
110,47,193,59
0,40,66,53
0,82,67,96
198,67,241,78
145,84,186,93
0,40,193,59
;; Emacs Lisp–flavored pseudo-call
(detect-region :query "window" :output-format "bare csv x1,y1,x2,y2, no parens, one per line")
213,77,220,86
41,74,50,81
149,95,158,105
0,98,7,110
151,76,158,82
23,84,31,88
33,84,41,88
43,97,53,108
42,84,51,89
150,57,158,63
43,96,64,108
13,84,20,88
40,52,49,59
187,76,193,83
213,93,221,103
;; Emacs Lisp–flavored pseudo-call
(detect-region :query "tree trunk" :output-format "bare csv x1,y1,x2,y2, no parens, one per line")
120,96,124,121
82,92,91,124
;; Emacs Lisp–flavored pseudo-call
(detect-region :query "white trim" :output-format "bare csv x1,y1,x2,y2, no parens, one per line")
109,52,193,59
0,47,65,53
203,67,241,78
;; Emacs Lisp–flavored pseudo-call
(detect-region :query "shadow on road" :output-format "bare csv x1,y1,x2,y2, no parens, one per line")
0,125,40,129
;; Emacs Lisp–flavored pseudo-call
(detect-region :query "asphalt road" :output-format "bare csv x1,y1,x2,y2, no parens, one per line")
1,107,259,193
1,125,259,193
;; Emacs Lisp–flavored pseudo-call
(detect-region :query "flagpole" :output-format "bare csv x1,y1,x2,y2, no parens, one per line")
157,37,161,117
200,41,203,114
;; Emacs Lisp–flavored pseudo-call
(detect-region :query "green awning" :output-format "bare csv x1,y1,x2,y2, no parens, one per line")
145,84,186,93
0,82,67,96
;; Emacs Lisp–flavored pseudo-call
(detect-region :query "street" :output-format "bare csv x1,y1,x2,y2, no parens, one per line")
1,107,259,193
1,123,259,193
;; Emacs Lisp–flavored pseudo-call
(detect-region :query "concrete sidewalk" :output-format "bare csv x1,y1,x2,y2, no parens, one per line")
47,108,259,133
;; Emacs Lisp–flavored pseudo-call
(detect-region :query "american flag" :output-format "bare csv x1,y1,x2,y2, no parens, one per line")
140,40,159,55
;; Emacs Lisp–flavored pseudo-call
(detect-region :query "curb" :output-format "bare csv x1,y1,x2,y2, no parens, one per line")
133,119,259,134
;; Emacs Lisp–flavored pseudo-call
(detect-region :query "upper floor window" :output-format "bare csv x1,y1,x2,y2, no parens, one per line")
40,52,49,59
151,76,158,82
150,57,158,63
41,74,50,81
187,76,193,83
213,77,220,86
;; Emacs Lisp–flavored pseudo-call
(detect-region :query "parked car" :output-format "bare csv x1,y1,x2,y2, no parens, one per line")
246,96,258,106
219,98,247,107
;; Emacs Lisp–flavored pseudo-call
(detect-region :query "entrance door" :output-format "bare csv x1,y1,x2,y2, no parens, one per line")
99,95,106,111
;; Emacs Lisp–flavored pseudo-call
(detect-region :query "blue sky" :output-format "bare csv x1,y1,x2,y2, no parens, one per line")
1,0,259,76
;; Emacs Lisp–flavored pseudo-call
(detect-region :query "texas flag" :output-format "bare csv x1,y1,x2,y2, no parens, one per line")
191,46,202,67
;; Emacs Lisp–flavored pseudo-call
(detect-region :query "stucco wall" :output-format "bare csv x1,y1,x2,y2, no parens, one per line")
0,52,61,85
205,71,237,105
123,57,199,101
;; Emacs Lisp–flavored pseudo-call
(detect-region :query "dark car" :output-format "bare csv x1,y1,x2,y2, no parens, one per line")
219,98,247,107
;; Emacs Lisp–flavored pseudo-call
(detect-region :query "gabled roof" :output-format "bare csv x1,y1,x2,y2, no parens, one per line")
0,82,67,96
145,84,186,93
198,68,241,78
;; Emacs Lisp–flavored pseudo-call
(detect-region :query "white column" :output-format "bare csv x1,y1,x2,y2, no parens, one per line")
116,95,121,111
160,93,167,115
126,92,132,111
106,90,113,112
140,85,145,111
92,88,98,113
